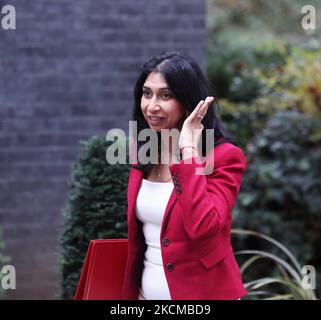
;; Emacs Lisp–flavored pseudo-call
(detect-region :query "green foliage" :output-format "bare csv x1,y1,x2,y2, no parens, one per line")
256,45,321,117
207,39,286,101
207,0,321,300
59,135,130,300
207,0,321,43
233,110,321,297
206,0,297,101
207,1,321,146
218,98,273,149
232,229,317,300
216,43,321,150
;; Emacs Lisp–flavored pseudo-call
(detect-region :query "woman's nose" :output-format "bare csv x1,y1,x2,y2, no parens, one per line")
148,97,161,112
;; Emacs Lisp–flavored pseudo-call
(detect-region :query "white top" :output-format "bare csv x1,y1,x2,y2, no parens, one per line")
135,178,174,300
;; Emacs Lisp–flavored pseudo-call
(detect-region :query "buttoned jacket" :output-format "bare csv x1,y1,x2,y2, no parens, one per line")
121,142,248,300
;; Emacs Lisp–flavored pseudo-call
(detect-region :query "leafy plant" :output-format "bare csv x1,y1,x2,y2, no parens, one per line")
234,110,321,298
217,43,321,149
256,45,321,117
232,229,317,300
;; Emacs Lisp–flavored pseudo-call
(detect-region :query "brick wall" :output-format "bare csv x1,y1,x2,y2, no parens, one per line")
0,0,206,299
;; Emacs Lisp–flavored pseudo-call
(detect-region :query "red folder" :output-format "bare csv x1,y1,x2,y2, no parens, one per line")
74,238,128,300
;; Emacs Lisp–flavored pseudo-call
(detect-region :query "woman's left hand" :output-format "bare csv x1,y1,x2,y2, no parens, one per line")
179,96,214,150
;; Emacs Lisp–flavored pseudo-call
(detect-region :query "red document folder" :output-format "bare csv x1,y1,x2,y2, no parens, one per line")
74,238,128,300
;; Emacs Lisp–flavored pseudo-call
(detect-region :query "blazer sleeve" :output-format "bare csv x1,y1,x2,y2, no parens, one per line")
168,143,247,241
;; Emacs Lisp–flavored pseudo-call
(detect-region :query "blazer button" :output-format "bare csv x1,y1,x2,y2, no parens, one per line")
166,263,174,271
162,238,170,246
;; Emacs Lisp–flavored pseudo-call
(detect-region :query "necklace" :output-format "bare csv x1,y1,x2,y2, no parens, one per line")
155,164,172,182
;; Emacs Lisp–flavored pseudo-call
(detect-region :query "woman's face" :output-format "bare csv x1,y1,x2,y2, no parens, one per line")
141,72,186,132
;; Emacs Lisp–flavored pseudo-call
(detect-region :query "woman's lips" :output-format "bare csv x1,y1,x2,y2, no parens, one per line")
147,116,165,126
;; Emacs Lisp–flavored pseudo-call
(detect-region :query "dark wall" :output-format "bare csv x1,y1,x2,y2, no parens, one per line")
0,0,206,299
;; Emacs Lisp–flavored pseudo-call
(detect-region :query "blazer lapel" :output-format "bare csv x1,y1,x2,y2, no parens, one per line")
127,166,143,232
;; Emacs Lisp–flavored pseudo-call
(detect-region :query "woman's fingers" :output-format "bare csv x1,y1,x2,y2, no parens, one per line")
191,100,205,115
192,96,214,121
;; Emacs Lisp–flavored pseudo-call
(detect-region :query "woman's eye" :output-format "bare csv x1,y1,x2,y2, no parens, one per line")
142,90,171,99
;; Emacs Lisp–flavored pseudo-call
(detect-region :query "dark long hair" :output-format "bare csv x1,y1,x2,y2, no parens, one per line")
131,50,235,175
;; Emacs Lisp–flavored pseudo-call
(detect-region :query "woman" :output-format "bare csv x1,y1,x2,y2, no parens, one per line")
121,50,247,300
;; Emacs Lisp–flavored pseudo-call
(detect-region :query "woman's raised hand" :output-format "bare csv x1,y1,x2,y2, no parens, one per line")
178,96,214,150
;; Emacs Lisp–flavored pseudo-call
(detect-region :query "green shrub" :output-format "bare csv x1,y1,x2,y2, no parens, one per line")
219,98,273,150
256,45,321,117
207,42,287,149
59,135,130,300
232,229,317,300
233,110,321,297
216,43,321,150
207,0,292,102
207,40,286,101
207,0,321,44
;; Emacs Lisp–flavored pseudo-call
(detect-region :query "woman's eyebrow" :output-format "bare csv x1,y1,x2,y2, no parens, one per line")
143,85,171,91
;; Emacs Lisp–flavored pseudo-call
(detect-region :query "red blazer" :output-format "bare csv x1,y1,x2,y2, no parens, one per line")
121,142,248,300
